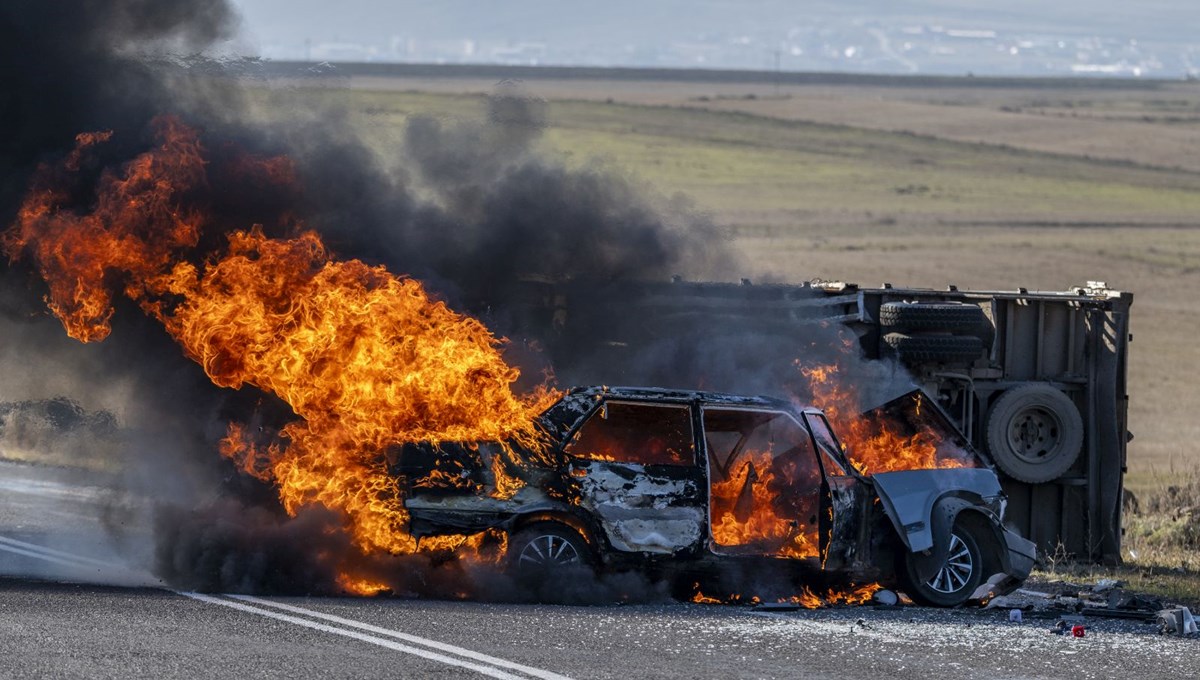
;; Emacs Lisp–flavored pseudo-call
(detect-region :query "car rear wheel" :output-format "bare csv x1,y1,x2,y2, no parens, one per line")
509,522,593,582
903,526,984,607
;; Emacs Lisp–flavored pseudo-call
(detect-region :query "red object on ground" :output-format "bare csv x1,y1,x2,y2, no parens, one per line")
1072,625,1086,638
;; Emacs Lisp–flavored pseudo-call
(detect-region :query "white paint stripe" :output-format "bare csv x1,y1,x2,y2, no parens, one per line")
0,541,93,569
179,592,525,680
0,535,570,680
230,594,573,680
0,535,121,570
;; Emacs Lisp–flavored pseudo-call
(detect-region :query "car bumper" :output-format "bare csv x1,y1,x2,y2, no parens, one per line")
996,527,1037,594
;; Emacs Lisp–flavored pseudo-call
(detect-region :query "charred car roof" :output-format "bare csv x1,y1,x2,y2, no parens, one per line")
539,386,817,438
554,385,811,410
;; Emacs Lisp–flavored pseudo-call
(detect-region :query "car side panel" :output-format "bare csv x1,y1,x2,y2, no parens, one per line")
571,459,706,555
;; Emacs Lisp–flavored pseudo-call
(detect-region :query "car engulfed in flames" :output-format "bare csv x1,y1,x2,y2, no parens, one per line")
394,386,1036,607
4,116,1033,604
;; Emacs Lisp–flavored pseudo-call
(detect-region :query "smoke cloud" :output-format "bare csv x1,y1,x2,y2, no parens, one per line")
0,1,907,602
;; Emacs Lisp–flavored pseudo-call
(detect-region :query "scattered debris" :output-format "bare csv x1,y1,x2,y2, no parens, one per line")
971,578,1200,642
969,572,1023,605
1156,607,1199,636
872,589,899,606
984,591,1047,611
1092,578,1124,594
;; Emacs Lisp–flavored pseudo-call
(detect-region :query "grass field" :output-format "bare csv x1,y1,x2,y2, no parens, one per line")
249,75,1200,494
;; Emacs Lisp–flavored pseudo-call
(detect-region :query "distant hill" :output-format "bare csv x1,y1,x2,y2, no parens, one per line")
228,0,1199,76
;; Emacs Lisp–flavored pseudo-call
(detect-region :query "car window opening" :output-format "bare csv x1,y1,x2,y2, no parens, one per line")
703,408,822,559
565,401,694,465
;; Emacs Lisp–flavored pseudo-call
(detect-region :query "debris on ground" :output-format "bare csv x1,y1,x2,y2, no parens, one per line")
748,578,1196,642
1091,578,1124,594
872,589,898,606
977,578,1200,637
1156,607,1199,636
968,572,1022,605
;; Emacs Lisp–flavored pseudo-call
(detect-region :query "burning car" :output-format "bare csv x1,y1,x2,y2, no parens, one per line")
392,386,1036,606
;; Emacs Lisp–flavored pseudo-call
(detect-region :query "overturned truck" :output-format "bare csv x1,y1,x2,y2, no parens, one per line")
507,279,1132,564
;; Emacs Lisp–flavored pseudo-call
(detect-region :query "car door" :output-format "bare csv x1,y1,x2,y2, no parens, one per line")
700,406,824,561
562,399,706,555
802,412,874,571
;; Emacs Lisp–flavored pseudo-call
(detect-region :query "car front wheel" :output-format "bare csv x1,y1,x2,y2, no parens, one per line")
903,526,984,607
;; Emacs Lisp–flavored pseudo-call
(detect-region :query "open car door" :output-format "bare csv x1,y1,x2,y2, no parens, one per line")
700,407,824,561
802,412,874,572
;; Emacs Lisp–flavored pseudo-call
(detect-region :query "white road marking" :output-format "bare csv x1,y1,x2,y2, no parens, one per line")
0,534,122,570
180,592,536,679
0,540,89,569
1,533,571,680
230,594,573,680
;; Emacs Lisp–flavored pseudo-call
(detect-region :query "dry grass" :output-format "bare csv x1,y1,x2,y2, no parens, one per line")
1036,470,1200,606
347,75,1200,172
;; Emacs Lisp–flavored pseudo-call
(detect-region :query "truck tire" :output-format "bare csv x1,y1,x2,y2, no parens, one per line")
880,301,987,333
985,384,1084,483
882,333,983,364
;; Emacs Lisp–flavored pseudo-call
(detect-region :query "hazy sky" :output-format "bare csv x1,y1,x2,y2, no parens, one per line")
227,1,1198,76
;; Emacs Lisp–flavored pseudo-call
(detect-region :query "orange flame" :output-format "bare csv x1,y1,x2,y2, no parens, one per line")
800,363,974,474
337,574,390,596
692,583,882,608
709,449,819,558
4,117,556,566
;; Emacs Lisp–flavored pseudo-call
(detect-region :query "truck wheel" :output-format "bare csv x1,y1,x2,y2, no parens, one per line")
509,522,593,583
882,333,983,364
880,301,987,333
985,384,1084,483
903,526,984,607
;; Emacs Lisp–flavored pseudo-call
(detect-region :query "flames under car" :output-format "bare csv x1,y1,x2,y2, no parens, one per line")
389,386,1036,606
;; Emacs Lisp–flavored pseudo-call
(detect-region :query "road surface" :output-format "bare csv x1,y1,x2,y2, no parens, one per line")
1,459,1195,679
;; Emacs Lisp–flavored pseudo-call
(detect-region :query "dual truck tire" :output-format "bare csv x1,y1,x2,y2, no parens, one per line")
879,301,989,364
880,301,1083,484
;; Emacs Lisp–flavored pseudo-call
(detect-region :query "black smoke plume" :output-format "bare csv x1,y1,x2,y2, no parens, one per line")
0,1,756,597
0,0,913,602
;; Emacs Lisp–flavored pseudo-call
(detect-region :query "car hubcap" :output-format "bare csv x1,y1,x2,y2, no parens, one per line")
518,535,581,569
927,533,974,594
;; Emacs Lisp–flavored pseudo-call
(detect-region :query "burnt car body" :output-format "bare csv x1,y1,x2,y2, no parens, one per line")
392,386,1036,606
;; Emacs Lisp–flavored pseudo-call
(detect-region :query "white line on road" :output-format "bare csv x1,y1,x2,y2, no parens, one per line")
0,534,122,570
0,534,572,680
230,594,573,680
0,540,90,569
180,592,566,680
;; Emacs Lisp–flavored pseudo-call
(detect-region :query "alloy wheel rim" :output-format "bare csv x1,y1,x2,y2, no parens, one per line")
518,535,581,569
927,533,975,594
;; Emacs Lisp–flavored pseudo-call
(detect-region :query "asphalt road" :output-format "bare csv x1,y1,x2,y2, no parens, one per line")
1,459,1196,679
